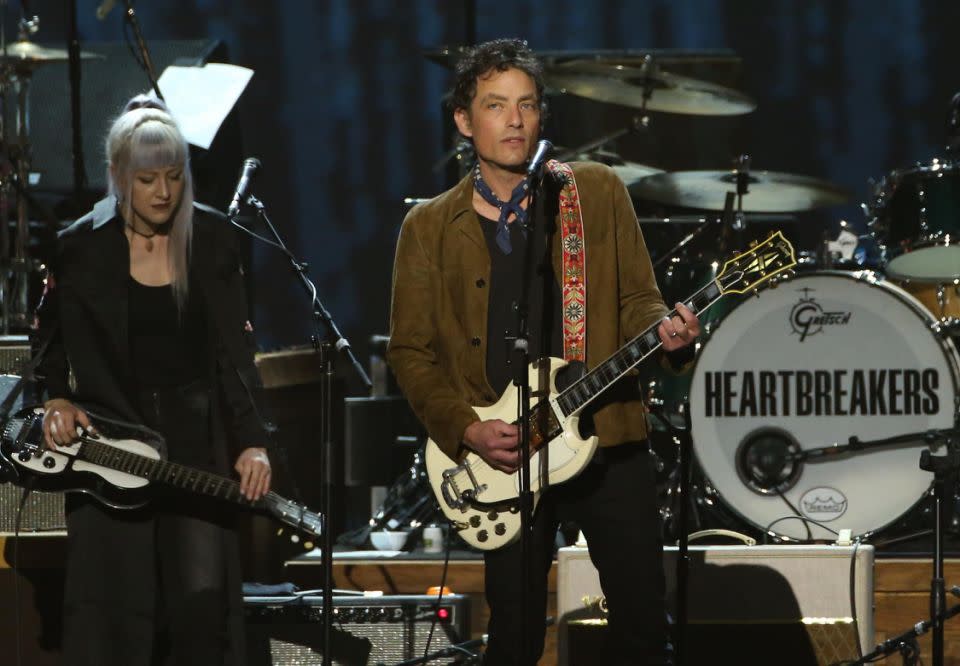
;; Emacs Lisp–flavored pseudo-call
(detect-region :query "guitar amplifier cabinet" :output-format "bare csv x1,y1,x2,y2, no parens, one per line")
244,594,470,665
558,544,873,666
0,370,66,534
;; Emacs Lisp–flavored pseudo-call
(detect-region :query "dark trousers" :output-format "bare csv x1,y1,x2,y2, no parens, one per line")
61,382,245,666
483,443,669,666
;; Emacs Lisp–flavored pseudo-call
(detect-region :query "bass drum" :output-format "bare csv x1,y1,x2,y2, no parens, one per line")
689,271,960,541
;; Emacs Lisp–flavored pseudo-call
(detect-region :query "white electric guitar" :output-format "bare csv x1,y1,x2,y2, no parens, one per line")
0,406,323,538
425,231,797,550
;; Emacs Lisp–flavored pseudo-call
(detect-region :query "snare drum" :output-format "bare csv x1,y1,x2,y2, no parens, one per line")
689,272,959,541
873,159,960,281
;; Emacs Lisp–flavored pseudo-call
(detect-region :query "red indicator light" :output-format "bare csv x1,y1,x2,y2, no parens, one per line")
436,608,450,621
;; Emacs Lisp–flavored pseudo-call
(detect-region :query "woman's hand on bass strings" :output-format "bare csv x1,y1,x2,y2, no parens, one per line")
235,446,271,501
42,399,97,450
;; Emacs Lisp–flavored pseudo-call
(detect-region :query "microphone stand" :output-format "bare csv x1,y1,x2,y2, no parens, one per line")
120,0,163,100
234,196,372,666
512,180,539,665
646,401,693,664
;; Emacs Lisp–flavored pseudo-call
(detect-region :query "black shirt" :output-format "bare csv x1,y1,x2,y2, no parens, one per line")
128,277,207,390
479,212,563,396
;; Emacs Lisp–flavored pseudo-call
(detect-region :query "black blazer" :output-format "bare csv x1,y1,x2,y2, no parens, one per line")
34,197,269,469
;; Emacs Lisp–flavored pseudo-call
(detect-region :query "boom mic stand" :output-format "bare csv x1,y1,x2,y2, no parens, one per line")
231,195,372,666
120,0,163,100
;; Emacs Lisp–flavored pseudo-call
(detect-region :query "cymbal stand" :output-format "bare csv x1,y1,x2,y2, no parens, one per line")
732,154,751,232
553,115,648,163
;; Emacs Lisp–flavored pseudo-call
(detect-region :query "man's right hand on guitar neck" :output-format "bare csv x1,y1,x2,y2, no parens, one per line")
42,399,96,451
463,419,520,473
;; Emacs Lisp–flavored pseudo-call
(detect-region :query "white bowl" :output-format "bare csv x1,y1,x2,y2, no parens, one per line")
370,530,408,551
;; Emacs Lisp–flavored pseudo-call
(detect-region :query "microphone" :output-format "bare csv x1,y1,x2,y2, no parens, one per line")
96,0,117,20
526,139,553,178
227,158,261,218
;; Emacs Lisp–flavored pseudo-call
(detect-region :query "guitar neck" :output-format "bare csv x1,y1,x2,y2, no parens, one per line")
78,437,264,508
554,277,726,418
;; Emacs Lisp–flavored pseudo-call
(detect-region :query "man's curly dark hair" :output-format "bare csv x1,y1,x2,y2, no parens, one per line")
448,38,547,115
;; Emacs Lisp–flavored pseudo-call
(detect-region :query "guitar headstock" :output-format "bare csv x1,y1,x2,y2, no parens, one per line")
268,495,323,545
716,231,797,295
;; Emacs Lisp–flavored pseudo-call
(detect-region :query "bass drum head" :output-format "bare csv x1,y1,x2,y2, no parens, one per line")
690,271,959,541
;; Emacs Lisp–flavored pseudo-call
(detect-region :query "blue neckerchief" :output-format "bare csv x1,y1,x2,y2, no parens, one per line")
472,165,530,254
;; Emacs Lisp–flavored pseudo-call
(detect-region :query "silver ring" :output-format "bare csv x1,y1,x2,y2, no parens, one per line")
669,331,679,338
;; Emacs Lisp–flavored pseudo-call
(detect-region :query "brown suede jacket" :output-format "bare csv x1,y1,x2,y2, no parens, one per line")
387,161,670,460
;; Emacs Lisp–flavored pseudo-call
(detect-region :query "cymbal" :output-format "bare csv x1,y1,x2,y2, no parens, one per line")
631,170,852,212
544,61,756,116
0,40,103,68
423,47,743,69
609,161,663,188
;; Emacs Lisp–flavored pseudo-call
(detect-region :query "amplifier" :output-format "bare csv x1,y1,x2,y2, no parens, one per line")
244,594,471,665
0,336,30,374
558,544,874,666
0,371,66,534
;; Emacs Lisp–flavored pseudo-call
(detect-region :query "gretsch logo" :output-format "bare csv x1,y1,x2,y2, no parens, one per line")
790,288,851,342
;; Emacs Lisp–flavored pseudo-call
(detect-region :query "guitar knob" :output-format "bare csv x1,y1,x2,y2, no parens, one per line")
43,456,56,469
17,452,30,463
469,515,481,528
477,530,488,543
487,511,499,520
495,523,506,536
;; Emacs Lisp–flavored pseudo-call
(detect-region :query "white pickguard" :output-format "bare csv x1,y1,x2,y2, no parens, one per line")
425,357,598,550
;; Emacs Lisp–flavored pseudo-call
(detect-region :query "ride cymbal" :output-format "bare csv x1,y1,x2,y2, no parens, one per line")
631,170,851,212
544,60,756,116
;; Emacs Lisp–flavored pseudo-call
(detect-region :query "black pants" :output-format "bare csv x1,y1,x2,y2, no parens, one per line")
62,382,245,666
482,443,669,666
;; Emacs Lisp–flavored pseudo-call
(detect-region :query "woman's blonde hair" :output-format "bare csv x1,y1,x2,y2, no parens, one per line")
106,104,193,309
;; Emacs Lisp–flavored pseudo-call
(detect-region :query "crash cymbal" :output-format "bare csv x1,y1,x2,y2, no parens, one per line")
631,170,851,212
609,161,663,188
544,60,756,116
423,47,742,69
0,40,103,68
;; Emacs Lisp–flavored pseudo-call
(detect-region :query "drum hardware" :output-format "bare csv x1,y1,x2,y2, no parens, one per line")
553,114,651,163
853,443,960,666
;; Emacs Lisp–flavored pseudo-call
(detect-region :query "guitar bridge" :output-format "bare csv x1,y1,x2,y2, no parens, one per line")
440,463,484,511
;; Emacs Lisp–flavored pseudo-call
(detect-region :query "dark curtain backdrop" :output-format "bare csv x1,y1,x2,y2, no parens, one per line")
30,0,960,393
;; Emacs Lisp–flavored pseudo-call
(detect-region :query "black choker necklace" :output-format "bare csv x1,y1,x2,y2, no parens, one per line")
127,223,158,251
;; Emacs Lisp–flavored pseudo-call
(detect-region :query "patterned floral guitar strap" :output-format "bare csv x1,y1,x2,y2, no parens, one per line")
546,160,586,362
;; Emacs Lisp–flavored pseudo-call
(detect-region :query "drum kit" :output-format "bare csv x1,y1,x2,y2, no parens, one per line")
0,10,101,333
423,47,960,549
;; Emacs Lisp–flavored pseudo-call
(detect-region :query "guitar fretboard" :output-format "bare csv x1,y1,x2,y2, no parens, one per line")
78,437,259,506
555,277,727,418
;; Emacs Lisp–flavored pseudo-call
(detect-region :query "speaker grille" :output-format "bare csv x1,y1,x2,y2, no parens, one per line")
0,484,65,533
